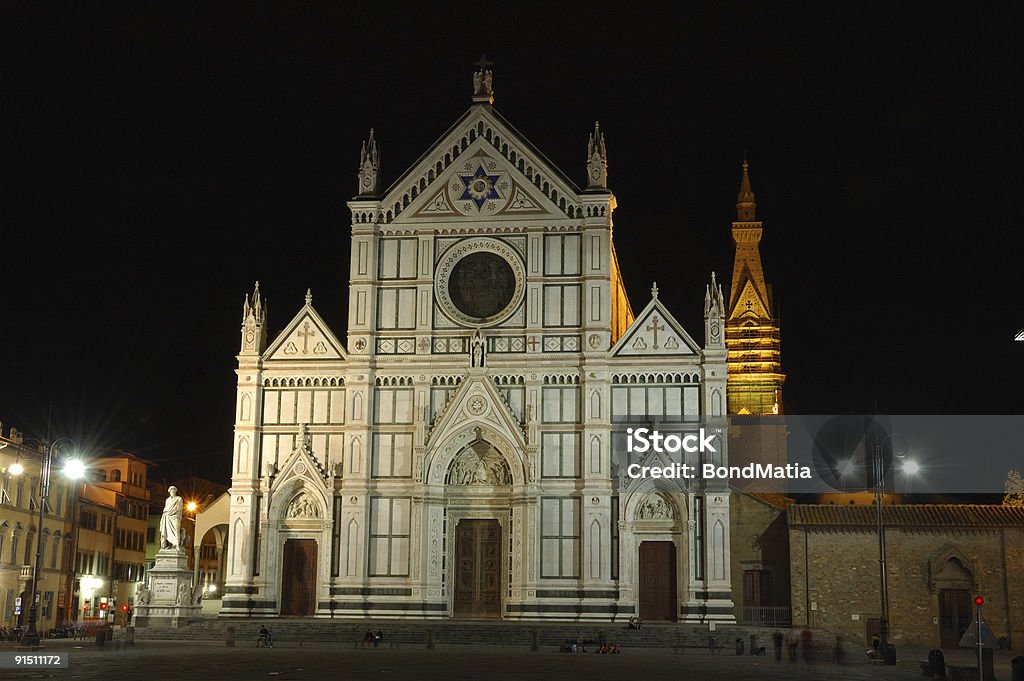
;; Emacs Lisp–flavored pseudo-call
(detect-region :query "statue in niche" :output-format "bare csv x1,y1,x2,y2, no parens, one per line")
470,331,485,367
637,495,674,520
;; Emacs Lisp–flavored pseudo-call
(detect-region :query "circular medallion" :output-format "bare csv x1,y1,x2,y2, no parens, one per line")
435,237,525,327
295,462,306,475
467,395,487,416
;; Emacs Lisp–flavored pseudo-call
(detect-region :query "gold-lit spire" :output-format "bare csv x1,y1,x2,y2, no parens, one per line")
736,156,756,221
725,157,784,415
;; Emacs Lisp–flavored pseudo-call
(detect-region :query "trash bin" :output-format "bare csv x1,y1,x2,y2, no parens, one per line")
1010,655,1023,681
95,630,106,647
735,638,744,655
883,643,896,665
106,626,114,641
928,649,945,677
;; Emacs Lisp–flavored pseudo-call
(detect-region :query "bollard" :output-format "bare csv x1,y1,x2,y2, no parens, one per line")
106,626,114,641
226,625,235,647
125,626,135,647
1010,655,1023,681
95,630,106,648
928,649,945,678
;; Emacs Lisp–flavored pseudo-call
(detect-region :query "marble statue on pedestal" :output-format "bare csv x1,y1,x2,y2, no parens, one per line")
160,486,183,550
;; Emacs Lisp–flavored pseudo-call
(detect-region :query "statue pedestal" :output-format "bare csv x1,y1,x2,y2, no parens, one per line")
133,549,200,628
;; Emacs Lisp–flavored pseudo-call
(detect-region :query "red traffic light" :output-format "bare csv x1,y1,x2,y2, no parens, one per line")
121,604,129,611
974,596,984,606
100,602,108,610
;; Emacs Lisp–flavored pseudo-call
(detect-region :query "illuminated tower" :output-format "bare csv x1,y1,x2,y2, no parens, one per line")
725,161,785,415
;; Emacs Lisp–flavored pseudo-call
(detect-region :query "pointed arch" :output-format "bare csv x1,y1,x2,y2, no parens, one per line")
240,393,252,421
589,519,602,580
236,437,250,474
352,392,363,421
346,518,360,577
712,519,726,580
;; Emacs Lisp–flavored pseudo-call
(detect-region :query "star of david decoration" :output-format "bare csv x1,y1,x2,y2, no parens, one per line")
458,164,502,210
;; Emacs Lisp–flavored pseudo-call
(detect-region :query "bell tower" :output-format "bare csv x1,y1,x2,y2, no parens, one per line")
725,160,785,415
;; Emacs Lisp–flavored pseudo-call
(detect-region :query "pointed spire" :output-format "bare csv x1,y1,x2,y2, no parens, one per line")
305,288,312,306
253,281,263,319
357,129,380,197
704,271,726,317
586,121,608,190
472,54,494,104
240,281,267,354
736,157,756,221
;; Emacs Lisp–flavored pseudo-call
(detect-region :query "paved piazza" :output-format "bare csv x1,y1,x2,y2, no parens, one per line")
2,640,993,681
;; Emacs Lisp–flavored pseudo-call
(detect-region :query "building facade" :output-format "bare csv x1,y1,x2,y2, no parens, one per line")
788,504,1024,649
222,69,736,621
74,453,152,623
0,427,75,631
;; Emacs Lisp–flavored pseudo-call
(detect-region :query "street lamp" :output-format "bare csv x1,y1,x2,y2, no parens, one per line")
15,437,86,647
873,435,918,666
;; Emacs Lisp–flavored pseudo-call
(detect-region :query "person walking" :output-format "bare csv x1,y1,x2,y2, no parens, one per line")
773,630,784,661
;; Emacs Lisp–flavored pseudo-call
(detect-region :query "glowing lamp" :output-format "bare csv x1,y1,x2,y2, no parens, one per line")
9,461,24,476
64,459,86,479
903,460,920,475
974,596,984,606
186,501,198,512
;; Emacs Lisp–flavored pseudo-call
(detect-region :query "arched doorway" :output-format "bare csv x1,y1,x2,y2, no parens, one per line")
444,437,513,619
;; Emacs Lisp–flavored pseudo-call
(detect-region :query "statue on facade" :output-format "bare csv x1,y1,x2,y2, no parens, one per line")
471,330,485,367
160,485,183,550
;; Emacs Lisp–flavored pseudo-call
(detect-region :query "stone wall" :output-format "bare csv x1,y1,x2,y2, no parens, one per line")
729,493,791,617
789,508,1023,649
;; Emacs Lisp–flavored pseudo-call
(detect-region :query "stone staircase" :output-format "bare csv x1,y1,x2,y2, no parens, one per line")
135,618,785,651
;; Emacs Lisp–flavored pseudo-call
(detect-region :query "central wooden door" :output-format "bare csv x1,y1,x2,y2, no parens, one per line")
939,589,971,648
454,519,501,618
639,541,677,621
280,539,317,616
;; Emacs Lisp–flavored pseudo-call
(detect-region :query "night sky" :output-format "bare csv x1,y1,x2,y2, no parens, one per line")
1,5,1020,482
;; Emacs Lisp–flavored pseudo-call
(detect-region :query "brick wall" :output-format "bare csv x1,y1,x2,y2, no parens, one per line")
789,518,1022,649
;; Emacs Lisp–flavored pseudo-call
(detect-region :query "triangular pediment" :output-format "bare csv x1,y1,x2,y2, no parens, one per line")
275,427,331,485
728,278,770,321
264,301,347,362
381,107,589,225
426,371,526,452
611,297,700,357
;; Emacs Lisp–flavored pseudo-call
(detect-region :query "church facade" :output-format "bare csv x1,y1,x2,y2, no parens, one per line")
222,69,736,621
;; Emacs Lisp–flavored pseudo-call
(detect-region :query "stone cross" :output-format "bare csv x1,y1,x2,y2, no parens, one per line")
299,321,314,353
646,316,665,350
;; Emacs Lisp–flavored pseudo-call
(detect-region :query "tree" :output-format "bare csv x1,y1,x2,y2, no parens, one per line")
1004,469,1024,507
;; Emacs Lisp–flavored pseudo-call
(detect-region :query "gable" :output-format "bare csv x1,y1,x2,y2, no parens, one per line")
265,302,347,362
381,107,586,225
426,373,526,452
611,299,700,357
729,278,770,320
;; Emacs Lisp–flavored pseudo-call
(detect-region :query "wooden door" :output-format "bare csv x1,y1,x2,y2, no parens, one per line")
453,520,501,618
939,589,971,648
639,541,676,621
280,539,317,616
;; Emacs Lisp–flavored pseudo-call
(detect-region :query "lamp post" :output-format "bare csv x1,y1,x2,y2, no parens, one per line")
20,437,84,648
872,436,917,666
872,444,894,665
